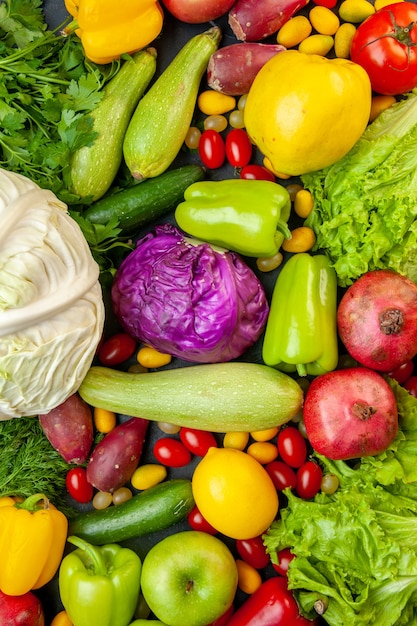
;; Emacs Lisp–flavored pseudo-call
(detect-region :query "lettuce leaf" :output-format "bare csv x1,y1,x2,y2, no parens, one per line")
264,381,417,625
302,90,417,287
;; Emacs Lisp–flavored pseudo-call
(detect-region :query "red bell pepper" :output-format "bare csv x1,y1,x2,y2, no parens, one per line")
226,576,317,626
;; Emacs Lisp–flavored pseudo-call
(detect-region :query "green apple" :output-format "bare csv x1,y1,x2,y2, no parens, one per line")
140,530,238,626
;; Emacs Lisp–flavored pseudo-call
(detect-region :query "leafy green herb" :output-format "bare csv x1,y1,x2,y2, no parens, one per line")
0,416,76,516
0,0,119,201
264,380,417,626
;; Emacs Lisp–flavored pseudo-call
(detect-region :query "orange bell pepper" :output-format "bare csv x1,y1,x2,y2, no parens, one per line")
63,0,164,65
0,493,68,596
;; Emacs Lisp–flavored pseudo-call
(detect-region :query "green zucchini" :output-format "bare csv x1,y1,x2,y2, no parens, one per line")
69,48,157,202
123,26,222,180
68,479,194,545
83,165,205,232
78,363,304,432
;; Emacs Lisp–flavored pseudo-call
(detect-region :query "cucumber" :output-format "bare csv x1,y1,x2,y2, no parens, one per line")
123,26,222,180
79,362,304,432
68,479,194,545
69,48,157,202
83,165,205,232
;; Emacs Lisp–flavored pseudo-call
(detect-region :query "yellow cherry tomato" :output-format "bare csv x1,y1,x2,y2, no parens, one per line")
93,407,117,433
236,559,263,594
282,226,316,252
137,346,172,369
247,441,278,464
334,22,357,59
250,427,279,442
51,611,73,626
198,90,236,115
309,6,340,35
131,464,167,491
276,15,312,48
223,431,250,450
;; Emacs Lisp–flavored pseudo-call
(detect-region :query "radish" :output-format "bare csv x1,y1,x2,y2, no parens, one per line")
303,367,398,460
337,269,417,372
0,590,44,626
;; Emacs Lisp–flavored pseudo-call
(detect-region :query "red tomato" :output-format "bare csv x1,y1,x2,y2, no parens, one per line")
236,536,270,570
153,437,192,467
277,427,307,468
388,360,415,384
350,2,417,95
225,128,252,168
265,460,297,491
198,129,225,169
404,375,417,398
271,547,295,577
98,332,136,366
66,467,94,504
179,427,217,456
240,164,276,182
296,461,323,499
187,505,218,534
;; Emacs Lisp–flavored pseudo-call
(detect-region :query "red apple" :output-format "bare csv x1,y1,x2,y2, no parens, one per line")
0,590,45,626
160,0,236,23
303,367,398,460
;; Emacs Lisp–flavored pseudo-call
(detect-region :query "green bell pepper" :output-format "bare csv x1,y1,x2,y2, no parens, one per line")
175,179,291,257
59,535,141,626
262,253,339,377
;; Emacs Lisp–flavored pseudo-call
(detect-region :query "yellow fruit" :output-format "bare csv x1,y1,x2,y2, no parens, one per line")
244,50,372,176
192,447,279,540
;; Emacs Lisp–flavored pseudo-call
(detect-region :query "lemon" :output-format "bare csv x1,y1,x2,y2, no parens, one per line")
192,447,279,540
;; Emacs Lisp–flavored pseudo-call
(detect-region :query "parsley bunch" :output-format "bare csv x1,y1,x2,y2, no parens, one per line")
0,0,118,202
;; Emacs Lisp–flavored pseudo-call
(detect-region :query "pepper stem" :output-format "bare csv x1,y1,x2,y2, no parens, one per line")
61,19,79,37
276,220,292,240
296,363,308,377
67,535,108,576
16,493,49,512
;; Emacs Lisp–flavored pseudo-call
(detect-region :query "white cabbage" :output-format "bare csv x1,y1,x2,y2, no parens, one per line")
0,168,105,419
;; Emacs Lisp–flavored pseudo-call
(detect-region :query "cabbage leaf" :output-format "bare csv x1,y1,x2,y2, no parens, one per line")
302,90,417,287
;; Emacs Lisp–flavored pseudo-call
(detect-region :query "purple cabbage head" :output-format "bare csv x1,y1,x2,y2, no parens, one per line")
111,224,269,363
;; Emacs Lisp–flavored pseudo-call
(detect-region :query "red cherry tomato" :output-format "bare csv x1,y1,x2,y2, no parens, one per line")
277,427,307,468
198,129,225,169
98,332,136,366
240,164,276,182
179,427,217,456
388,360,415,384
265,460,297,491
187,505,218,534
66,467,94,504
350,2,417,95
404,375,417,398
153,437,192,467
271,547,295,577
236,535,270,570
312,0,337,7
296,461,323,499
225,128,252,168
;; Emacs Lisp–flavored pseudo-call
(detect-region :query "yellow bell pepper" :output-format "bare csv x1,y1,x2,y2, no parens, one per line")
64,0,164,65
0,493,68,596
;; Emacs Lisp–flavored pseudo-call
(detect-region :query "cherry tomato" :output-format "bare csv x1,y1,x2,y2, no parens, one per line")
225,128,252,168
179,427,217,456
198,129,225,169
388,360,415,384
98,332,136,366
404,375,417,398
240,164,276,182
236,535,270,570
277,427,307,468
153,437,192,467
312,0,337,7
296,461,323,499
271,547,295,577
265,460,297,491
187,505,218,534
350,2,417,96
66,467,94,504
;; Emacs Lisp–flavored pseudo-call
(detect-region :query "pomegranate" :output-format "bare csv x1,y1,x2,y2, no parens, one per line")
337,269,417,372
0,590,45,626
303,367,398,460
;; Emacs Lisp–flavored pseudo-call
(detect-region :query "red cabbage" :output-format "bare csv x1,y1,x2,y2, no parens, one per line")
111,224,269,363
